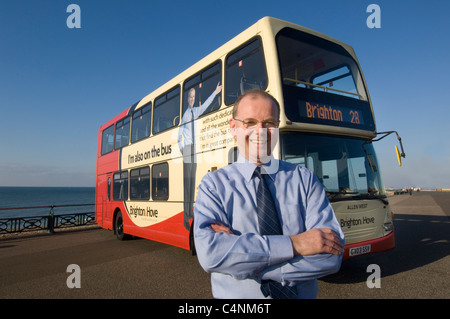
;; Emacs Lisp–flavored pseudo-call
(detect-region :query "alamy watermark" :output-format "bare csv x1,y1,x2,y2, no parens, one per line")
366,264,381,288
366,4,381,29
66,264,81,288
65,5,381,30
66,4,81,29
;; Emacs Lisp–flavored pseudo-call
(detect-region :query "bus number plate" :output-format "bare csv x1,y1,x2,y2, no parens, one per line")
349,244,371,256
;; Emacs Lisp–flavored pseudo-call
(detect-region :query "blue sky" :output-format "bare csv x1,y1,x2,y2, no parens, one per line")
1,0,449,189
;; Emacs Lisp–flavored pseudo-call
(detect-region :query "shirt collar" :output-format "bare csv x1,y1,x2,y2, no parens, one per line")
235,154,278,183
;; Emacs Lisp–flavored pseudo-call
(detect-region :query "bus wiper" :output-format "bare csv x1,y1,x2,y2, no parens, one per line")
283,78,363,98
326,191,389,205
326,190,359,202
356,193,389,205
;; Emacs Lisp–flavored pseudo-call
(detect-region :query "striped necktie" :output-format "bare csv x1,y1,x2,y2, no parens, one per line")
254,166,298,299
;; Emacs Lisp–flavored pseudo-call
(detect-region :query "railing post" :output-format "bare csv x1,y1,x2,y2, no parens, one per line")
47,205,55,233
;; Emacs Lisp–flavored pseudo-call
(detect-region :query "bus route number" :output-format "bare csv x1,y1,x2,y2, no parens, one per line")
349,110,360,124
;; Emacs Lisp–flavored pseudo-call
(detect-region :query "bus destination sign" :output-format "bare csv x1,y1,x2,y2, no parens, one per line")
299,101,365,126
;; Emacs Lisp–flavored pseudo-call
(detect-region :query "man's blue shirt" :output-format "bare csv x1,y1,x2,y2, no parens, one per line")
193,156,344,299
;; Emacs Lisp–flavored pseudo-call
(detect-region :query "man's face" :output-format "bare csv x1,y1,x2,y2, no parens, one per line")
188,89,196,108
230,96,279,165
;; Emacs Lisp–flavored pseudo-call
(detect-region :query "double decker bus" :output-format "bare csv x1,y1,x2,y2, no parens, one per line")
95,17,404,259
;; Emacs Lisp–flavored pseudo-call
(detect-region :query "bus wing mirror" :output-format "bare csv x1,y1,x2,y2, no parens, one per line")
374,131,406,167
395,145,402,166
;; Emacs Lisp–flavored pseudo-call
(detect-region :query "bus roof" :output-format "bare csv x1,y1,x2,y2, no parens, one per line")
131,17,359,111
99,16,363,127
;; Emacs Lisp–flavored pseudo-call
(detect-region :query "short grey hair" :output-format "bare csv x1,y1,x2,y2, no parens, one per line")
232,89,280,120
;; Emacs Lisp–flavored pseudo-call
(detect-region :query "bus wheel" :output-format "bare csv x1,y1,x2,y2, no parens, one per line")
114,211,128,241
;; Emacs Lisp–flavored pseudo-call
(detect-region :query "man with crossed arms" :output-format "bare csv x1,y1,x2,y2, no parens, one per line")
194,90,344,299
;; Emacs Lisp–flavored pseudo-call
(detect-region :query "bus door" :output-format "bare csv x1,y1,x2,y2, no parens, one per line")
101,175,113,228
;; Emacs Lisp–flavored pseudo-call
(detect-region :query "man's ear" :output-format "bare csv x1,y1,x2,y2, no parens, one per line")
229,118,237,137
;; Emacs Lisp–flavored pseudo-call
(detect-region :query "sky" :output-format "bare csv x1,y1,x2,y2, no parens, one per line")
1,0,449,189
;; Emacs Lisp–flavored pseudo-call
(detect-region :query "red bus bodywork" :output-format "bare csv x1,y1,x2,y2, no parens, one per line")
95,108,191,250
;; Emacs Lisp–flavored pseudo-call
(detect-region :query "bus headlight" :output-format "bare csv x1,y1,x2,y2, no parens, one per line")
383,222,394,232
383,209,394,234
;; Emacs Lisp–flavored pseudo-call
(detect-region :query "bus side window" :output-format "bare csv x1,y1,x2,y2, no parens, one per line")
113,171,128,201
107,177,111,201
101,125,115,155
131,103,152,143
183,61,222,116
228,147,238,164
152,163,169,200
153,86,180,135
115,116,130,149
225,37,268,105
130,166,150,200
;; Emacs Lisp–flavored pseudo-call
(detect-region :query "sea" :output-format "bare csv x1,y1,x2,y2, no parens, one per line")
0,187,95,219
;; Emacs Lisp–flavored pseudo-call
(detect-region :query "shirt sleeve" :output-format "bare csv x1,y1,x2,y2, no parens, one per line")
193,173,294,280
194,90,216,117
258,169,345,285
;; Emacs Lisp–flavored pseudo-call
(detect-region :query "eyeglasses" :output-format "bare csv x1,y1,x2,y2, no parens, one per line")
233,118,279,128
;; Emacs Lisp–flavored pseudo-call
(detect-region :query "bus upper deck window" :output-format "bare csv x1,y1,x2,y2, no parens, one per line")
115,116,130,149
183,61,222,116
101,125,114,155
276,27,368,101
225,37,268,105
153,86,180,135
131,103,152,143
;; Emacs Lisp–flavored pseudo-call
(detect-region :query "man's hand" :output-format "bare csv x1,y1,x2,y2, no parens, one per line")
290,228,343,256
210,221,233,234
215,82,223,95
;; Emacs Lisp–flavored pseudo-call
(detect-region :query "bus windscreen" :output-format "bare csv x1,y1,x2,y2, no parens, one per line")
277,27,375,131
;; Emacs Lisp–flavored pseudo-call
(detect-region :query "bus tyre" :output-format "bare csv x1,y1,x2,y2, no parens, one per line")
114,211,128,241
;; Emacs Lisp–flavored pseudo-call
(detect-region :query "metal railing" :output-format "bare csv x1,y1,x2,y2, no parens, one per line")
0,204,96,234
